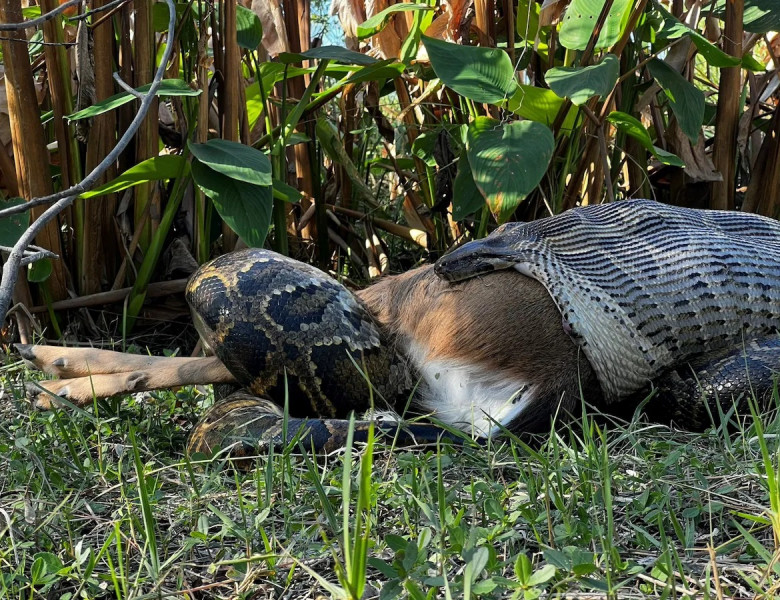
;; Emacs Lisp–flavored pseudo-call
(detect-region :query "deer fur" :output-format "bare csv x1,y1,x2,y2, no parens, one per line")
19,265,597,434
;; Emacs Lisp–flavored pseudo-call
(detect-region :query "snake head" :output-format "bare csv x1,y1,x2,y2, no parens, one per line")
435,222,534,282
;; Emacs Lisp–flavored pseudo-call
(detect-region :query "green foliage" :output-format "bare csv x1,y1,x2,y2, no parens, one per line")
357,3,433,39
466,119,555,223
422,35,518,104
0,197,27,246
607,112,685,167
647,58,705,143
545,54,619,106
558,0,633,51
80,156,190,199
236,4,263,49
66,79,201,121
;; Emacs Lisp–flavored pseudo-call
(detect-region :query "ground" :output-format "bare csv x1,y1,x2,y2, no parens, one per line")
1,355,779,599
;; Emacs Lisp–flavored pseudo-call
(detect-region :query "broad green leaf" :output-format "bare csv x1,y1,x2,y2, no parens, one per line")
245,81,266,130
236,4,263,49
80,156,189,199
357,3,432,39
545,54,619,106
647,58,704,143
514,553,533,583
507,85,578,130
656,7,740,67
528,564,557,586
188,139,271,186
0,197,28,246
67,80,201,121
422,36,517,104
279,46,378,65
714,0,780,33
273,178,303,203
607,111,685,167
411,132,437,168
467,118,554,222
191,160,272,248
559,0,633,51
27,258,52,283
452,149,485,220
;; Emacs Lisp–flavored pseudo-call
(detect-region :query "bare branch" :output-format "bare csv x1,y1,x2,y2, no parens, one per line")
0,0,81,31
112,71,145,98
0,0,179,324
0,0,129,31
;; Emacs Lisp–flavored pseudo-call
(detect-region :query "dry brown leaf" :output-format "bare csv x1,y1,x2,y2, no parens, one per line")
665,119,722,183
250,0,289,58
539,0,568,27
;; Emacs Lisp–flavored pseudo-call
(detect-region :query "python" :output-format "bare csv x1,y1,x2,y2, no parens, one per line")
18,200,780,454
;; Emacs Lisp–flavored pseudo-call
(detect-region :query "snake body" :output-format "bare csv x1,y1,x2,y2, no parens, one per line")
186,200,780,455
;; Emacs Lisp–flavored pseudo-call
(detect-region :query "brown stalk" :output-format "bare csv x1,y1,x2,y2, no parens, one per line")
0,0,68,300
222,0,240,141
219,0,240,250
742,106,780,217
29,279,188,314
472,0,495,47
116,4,134,173
40,0,81,267
282,0,315,247
328,204,429,248
710,0,744,210
392,79,435,234
339,84,358,210
40,0,81,191
194,0,210,263
81,0,119,294
133,0,160,248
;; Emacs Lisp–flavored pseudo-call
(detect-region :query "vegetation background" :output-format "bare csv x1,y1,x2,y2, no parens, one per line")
0,0,779,597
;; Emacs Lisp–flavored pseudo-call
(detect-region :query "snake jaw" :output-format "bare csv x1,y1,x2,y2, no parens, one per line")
435,247,519,282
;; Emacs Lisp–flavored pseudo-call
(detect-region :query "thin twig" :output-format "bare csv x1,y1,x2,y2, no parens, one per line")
113,72,145,98
0,0,81,31
28,279,188,313
0,0,179,324
0,244,57,258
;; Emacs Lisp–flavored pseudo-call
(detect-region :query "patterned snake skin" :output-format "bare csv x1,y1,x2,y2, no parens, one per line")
186,200,780,455
185,250,455,456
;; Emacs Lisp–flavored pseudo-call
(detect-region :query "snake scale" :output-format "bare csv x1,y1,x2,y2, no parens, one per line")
186,200,780,456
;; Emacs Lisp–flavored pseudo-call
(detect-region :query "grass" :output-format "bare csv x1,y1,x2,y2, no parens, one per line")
1,356,780,599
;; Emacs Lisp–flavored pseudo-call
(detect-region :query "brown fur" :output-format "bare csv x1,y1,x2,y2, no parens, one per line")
21,265,598,430
358,266,599,430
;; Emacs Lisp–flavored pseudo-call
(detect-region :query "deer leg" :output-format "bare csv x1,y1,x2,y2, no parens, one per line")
17,344,236,409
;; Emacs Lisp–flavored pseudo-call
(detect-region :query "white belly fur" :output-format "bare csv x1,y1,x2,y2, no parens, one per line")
404,340,534,437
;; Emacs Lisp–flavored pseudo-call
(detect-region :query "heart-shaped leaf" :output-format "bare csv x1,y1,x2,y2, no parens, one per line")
452,149,485,220
188,139,271,186
422,36,517,104
507,85,579,130
191,160,272,248
467,118,554,222
545,54,619,106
